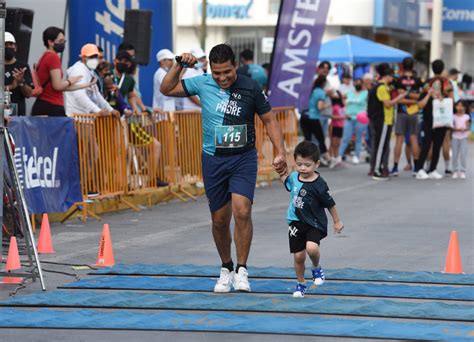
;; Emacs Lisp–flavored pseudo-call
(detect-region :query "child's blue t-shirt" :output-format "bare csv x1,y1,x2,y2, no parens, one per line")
285,171,336,236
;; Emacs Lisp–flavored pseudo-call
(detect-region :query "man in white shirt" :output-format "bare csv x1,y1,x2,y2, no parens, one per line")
153,49,178,113
65,44,118,117
180,48,207,110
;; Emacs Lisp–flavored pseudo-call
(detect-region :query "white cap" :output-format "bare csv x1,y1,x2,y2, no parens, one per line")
190,47,206,58
5,32,15,43
362,73,373,80
156,49,174,62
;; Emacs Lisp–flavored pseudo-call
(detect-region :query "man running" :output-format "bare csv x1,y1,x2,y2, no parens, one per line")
161,44,287,292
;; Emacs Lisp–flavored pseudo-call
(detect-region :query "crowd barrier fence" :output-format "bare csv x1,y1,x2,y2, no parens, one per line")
66,107,297,221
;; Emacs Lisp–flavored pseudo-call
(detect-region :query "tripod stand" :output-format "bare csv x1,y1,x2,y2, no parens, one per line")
0,127,45,290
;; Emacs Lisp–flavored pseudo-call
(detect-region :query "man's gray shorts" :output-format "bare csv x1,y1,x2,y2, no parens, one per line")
395,112,419,135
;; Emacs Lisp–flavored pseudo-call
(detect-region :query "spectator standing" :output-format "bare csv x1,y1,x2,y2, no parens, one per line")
302,75,331,165
111,51,136,107
339,78,368,164
415,77,453,179
237,49,268,89
451,100,470,179
338,73,354,98
329,91,345,168
369,64,405,179
31,26,92,117
153,49,178,112
448,68,460,102
4,32,33,116
391,57,423,176
65,44,117,117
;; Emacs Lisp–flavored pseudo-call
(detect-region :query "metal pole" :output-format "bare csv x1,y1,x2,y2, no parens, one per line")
429,0,443,77
200,0,207,51
0,0,6,264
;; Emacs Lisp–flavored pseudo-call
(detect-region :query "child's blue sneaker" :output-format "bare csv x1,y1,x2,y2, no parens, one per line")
312,266,325,285
292,283,307,298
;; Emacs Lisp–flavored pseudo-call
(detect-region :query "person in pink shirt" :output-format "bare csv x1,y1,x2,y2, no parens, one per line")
329,91,345,168
451,100,471,179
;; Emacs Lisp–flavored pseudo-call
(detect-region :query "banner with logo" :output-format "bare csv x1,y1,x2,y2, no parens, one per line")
268,0,330,109
7,117,83,213
69,0,173,106
443,0,474,32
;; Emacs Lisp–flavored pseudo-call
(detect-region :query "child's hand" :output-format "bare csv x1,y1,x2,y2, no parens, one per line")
334,220,344,234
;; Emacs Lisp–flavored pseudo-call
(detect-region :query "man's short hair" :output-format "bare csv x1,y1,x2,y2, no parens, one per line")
294,141,320,163
118,42,135,52
431,59,444,75
377,63,393,77
209,44,235,66
97,46,104,53
402,57,415,71
240,49,253,61
318,61,331,70
42,26,64,48
115,50,132,62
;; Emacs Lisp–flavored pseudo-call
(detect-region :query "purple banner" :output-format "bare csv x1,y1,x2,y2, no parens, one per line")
268,0,330,109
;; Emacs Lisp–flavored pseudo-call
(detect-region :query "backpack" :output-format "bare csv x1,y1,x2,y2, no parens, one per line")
367,83,384,121
31,53,51,97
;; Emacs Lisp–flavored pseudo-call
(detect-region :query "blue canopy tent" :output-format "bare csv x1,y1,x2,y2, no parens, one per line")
318,35,412,64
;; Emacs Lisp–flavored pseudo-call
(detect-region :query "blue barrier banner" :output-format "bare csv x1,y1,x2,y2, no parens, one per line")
69,0,173,105
8,117,82,213
268,0,330,110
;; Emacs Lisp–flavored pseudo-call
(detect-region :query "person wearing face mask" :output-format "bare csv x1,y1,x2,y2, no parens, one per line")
111,51,137,109
4,32,33,116
64,43,118,117
31,27,95,117
180,48,206,110
338,79,368,165
152,49,178,113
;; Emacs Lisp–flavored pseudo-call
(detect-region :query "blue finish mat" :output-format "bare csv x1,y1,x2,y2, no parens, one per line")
0,308,472,340
60,276,474,301
89,263,474,285
2,290,473,321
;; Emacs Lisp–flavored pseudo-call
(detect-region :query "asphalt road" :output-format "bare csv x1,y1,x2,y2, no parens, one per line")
1,145,472,341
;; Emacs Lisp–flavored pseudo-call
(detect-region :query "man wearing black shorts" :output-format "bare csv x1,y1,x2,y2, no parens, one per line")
161,44,287,292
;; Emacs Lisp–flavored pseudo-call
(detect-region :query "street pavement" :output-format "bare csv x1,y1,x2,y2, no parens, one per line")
0,145,472,341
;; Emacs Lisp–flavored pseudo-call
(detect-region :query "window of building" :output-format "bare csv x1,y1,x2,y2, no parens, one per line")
269,0,280,14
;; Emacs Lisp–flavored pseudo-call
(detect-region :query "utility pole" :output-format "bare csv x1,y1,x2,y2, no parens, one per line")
430,0,443,77
200,0,207,51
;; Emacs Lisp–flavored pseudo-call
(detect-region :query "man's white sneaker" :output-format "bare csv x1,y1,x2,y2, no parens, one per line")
416,169,429,180
233,267,251,292
452,172,459,179
214,268,234,293
352,156,360,165
460,172,466,179
428,170,443,180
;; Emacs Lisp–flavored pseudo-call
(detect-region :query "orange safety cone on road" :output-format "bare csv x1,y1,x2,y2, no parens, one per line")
2,236,23,284
95,224,115,267
444,230,463,274
37,213,55,254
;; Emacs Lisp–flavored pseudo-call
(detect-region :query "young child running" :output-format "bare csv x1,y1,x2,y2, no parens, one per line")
452,100,471,179
280,141,344,298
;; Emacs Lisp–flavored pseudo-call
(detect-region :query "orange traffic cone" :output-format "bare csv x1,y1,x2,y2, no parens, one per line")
2,237,23,284
95,224,115,267
444,231,463,274
37,213,55,254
